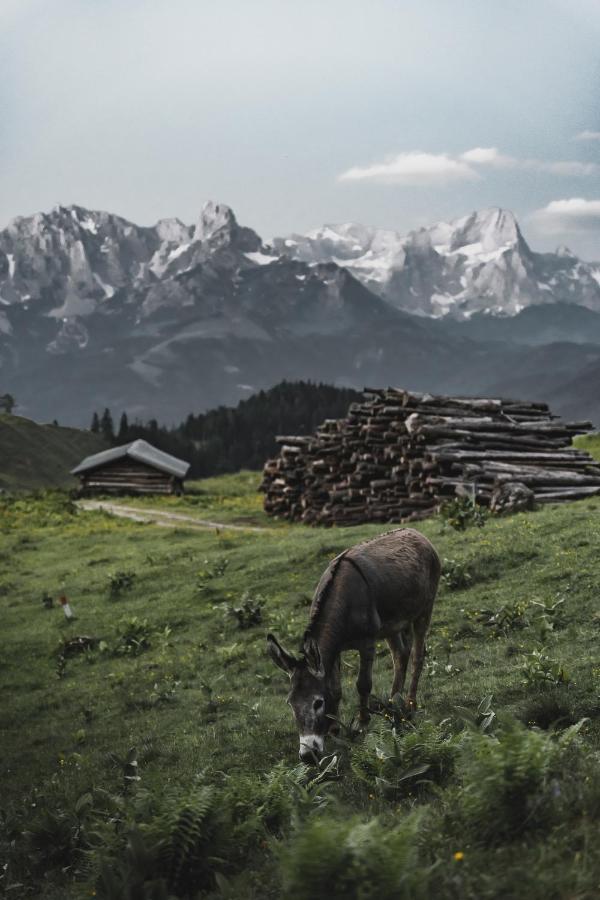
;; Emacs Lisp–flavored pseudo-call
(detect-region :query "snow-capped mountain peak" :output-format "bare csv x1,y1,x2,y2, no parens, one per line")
275,207,600,319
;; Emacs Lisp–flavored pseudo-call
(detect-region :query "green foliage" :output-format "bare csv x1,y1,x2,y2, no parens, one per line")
229,591,265,629
350,718,458,799
476,599,531,635
55,634,99,678
0,489,77,530
439,496,488,531
521,649,570,686
108,569,136,598
441,557,473,590
114,617,153,655
454,719,587,844
95,380,362,478
278,813,428,900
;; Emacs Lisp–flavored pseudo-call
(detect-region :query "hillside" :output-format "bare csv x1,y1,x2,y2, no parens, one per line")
0,414,107,491
1,478,599,898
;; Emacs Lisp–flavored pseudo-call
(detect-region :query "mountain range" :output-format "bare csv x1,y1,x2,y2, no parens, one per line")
1,201,600,426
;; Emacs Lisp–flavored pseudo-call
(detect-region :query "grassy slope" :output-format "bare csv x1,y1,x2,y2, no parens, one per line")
0,414,106,491
1,477,599,898
573,430,600,459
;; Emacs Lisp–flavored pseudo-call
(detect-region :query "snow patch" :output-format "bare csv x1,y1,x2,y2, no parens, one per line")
244,251,278,266
80,217,98,234
93,273,115,298
6,254,15,278
168,242,191,261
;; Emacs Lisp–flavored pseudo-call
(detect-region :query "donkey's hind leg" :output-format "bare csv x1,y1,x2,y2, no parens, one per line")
387,626,412,699
407,609,432,710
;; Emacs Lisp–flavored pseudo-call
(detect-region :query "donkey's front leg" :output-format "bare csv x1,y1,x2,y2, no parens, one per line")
356,642,375,725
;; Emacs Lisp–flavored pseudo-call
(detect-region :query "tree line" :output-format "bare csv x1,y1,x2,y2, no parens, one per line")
90,381,362,477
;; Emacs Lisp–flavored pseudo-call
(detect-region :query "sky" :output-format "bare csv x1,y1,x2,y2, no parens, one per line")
1,0,600,257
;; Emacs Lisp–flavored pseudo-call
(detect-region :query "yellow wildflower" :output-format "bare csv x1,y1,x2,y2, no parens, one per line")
453,851,465,862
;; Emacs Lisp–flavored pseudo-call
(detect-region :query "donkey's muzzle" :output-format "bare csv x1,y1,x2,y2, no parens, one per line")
299,733,324,763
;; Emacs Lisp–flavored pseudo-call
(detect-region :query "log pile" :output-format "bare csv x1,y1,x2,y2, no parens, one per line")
260,388,600,525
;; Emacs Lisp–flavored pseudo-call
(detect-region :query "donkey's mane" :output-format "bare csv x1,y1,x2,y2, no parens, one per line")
306,549,360,637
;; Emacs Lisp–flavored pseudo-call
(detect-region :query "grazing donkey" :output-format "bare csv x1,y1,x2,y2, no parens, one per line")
267,528,440,762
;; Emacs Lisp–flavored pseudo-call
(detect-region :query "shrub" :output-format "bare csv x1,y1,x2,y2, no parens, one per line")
521,649,569,687
476,599,531,635
93,780,230,899
439,497,488,531
115,617,152,655
278,813,429,900
350,719,458,800
441,558,472,591
108,570,136,599
229,591,264,629
454,720,586,845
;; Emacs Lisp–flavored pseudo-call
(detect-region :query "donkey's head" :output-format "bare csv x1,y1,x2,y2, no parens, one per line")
267,632,339,762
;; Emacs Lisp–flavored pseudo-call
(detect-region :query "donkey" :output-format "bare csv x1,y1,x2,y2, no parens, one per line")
267,527,440,762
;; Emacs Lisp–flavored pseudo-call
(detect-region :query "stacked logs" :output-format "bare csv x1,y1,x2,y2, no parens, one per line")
260,388,600,525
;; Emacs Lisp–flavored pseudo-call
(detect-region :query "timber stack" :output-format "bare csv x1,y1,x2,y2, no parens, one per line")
260,388,600,525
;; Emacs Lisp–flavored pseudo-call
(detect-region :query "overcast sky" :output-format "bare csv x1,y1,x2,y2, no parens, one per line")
2,0,600,257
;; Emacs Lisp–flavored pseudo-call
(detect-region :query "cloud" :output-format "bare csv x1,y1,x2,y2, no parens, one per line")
339,147,598,186
573,130,600,141
462,147,597,175
531,197,600,233
537,160,599,175
460,147,515,167
338,152,479,185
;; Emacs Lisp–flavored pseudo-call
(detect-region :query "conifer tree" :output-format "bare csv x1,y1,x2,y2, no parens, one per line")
90,411,100,433
118,412,129,441
100,408,114,442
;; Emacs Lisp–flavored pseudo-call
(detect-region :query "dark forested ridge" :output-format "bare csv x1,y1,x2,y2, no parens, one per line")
91,381,362,477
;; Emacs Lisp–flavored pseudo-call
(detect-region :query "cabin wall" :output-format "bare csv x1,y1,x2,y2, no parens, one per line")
78,458,183,496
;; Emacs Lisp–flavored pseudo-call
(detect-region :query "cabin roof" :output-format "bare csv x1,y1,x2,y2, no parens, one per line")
71,439,190,479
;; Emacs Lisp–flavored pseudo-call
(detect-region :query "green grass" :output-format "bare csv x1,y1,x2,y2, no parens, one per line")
0,414,106,491
573,431,600,461
105,470,278,528
1,478,599,898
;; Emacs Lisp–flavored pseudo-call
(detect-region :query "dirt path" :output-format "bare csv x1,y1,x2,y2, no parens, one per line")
77,500,270,533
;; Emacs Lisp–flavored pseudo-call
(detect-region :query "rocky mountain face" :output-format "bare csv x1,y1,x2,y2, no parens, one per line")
2,201,600,426
274,208,600,319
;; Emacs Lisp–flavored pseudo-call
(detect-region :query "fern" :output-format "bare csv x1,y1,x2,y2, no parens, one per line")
158,783,218,893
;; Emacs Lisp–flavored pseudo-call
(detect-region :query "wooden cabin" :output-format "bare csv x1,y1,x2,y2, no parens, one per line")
71,439,190,496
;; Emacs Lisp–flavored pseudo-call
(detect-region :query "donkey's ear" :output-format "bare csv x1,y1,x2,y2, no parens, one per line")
267,633,298,675
303,634,324,678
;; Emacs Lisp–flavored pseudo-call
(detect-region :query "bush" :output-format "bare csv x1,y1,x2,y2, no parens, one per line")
521,649,569,687
108,570,136,599
229,591,264,629
278,813,429,900
441,558,472,591
439,497,488,531
115,617,152,655
93,780,230,898
476,599,531,635
351,719,458,800
454,719,585,845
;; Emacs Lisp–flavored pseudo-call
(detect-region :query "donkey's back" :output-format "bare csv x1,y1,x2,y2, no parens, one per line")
334,527,440,631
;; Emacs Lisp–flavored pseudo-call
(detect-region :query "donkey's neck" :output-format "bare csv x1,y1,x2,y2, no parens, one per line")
307,559,363,671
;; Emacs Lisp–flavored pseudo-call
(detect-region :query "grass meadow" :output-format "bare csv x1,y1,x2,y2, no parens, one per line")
1,473,599,898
